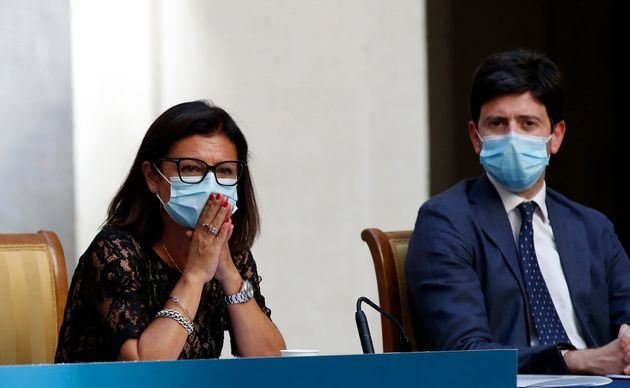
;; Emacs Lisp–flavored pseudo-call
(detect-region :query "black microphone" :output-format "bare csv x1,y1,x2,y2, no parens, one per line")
355,296,411,353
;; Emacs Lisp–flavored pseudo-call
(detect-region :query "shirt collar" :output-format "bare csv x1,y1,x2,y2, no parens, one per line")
486,173,549,222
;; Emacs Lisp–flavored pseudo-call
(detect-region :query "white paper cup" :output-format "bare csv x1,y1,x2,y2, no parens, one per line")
280,349,320,357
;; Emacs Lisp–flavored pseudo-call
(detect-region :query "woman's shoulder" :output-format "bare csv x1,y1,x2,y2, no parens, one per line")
93,226,141,242
91,227,145,249
73,227,157,292
81,227,149,267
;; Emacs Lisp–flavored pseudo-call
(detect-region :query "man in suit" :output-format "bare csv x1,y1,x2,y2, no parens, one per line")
406,49,630,374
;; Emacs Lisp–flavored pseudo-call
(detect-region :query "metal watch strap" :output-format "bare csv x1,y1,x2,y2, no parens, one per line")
225,291,247,304
225,280,253,305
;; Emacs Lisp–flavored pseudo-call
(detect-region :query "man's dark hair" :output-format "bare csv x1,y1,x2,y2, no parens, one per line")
470,49,564,125
105,100,259,254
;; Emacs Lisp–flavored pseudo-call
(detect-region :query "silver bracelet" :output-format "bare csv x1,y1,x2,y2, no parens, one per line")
155,309,194,335
169,296,193,322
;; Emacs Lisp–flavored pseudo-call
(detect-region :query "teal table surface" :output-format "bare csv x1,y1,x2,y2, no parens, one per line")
0,350,516,388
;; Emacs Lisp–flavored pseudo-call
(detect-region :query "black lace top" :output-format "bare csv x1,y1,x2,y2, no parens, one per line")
55,228,271,363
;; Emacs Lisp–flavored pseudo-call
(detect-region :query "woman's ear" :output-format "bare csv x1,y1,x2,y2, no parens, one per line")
142,161,160,193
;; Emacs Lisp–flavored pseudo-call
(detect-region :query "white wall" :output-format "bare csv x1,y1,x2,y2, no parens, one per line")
71,0,156,252
0,0,74,261
72,0,428,356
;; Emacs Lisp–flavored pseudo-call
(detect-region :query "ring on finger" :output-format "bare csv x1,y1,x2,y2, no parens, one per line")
202,223,220,236
202,223,219,235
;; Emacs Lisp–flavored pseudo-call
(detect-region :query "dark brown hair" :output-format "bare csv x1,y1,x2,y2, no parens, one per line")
470,49,564,126
105,100,259,253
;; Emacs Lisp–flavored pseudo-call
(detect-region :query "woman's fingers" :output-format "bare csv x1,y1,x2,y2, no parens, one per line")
183,195,234,283
196,193,222,230
210,198,231,234
196,193,232,237
195,194,214,229
225,222,234,242
216,217,232,242
190,194,233,253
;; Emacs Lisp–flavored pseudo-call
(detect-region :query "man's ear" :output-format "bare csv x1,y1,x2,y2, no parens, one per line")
550,120,566,155
468,121,482,155
142,161,160,193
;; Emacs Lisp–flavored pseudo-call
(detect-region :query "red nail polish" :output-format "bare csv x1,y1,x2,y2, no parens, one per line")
209,194,215,200
216,194,221,200
223,200,228,207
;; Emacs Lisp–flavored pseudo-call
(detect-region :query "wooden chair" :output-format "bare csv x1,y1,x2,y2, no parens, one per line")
0,230,68,364
361,228,420,352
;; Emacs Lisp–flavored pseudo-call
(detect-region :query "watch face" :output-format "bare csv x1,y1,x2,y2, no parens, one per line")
243,280,254,299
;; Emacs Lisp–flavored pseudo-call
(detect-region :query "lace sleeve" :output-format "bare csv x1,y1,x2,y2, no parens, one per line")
89,233,149,350
235,250,271,317
228,250,273,356
55,230,153,362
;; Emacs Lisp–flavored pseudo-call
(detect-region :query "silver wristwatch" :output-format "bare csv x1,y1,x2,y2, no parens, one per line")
225,279,254,305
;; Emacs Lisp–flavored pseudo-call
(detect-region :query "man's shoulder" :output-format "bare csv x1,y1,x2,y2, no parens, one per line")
546,188,612,226
421,177,478,213
411,177,484,239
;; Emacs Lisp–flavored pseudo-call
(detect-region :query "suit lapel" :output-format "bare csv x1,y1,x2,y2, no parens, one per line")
546,193,593,343
470,176,526,294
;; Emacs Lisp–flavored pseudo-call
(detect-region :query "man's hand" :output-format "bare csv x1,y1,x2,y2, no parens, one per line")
564,325,630,375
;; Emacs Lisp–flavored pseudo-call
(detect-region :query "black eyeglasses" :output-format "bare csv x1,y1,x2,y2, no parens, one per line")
156,157,246,186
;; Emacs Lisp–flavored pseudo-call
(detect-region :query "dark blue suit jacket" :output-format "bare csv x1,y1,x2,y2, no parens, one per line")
406,175,630,373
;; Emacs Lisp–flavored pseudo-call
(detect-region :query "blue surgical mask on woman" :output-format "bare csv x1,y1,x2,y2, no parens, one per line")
154,167,238,229
478,131,553,192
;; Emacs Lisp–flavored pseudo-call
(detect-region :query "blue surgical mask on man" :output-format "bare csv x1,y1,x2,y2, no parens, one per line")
153,166,238,229
477,131,553,192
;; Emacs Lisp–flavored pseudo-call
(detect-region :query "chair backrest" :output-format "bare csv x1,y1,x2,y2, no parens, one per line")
0,230,68,364
361,228,420,352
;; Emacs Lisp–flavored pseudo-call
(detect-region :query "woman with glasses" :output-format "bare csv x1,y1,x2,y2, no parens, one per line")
55,100,285,362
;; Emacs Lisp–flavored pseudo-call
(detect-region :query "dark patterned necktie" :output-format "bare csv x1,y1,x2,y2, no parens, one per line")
517,201,570,346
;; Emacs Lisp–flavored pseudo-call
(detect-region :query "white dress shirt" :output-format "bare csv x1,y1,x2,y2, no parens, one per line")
488,174,587,349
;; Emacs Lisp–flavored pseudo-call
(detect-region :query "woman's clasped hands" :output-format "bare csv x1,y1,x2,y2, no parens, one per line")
184,193,236,285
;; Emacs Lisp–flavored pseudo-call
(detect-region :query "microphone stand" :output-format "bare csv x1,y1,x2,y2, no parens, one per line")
355,296,412,354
